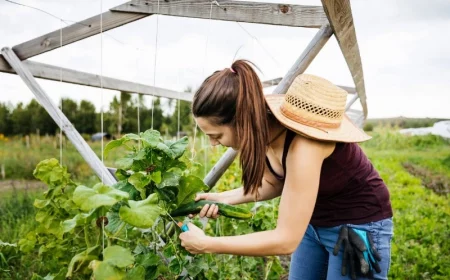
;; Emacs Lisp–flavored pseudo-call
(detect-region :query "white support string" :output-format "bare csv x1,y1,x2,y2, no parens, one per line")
100,0,105,252
236,22,283,75
177,70,181,140
136,56,141,149
59,19,63,166
201,0,214,77
190,0,214,161
203,135,207,177
100,0,104,184
151,0,161,130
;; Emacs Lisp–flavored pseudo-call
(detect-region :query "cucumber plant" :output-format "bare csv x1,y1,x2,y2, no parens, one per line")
19,129,251,280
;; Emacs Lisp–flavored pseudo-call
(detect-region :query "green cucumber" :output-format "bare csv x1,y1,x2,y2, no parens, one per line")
170,200,252,220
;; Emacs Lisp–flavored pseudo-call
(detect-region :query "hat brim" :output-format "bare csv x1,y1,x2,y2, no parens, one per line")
265,94,371,143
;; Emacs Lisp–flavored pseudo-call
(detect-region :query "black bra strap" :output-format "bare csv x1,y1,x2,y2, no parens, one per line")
282,129,296,179
265,129,296,180
265,157,283,180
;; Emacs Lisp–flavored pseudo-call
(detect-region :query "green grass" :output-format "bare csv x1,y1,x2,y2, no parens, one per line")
0,128,449,279
361,127,450,279
0,188,43,279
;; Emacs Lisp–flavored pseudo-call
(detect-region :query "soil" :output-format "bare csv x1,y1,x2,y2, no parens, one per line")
402,162,450,195
0,180,46,193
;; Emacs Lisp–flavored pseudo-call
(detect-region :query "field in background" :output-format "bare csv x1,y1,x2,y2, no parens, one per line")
0,126,449,279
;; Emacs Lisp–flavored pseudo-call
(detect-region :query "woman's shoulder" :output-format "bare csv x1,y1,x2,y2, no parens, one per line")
288,130,336,159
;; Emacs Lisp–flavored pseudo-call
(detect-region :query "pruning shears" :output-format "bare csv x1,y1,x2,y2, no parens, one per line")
167,213,189,232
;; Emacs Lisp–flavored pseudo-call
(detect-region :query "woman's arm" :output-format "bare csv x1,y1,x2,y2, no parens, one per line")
221,167,283,205
180,136,335,256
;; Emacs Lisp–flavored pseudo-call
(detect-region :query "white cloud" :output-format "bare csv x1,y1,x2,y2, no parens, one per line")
0,0,449,118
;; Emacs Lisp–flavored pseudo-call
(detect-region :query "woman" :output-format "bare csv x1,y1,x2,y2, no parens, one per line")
179,60,393,280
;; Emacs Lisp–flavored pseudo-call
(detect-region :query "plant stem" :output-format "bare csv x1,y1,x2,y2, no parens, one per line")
264,257,274,280
84,225,92,248
112,222,126,239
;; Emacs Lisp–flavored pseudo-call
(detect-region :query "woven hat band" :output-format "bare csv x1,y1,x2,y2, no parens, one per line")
280,104,340,129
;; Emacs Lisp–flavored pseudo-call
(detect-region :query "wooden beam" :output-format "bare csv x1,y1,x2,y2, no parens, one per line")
262,76,356,94
338,85,356,94
0,57,193,101
203,24,333,189
0,57,282,101
261,77,282,88
203,148,238,189
111,0,328,28
1,47,117,186
321,0,368,117
273,24,333,95
11,10,148,60
345,94,359,111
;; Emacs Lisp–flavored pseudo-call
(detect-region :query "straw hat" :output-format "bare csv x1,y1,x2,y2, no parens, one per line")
264,74,371,143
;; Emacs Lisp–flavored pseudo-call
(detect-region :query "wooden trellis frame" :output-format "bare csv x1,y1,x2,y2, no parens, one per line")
0,0,368,189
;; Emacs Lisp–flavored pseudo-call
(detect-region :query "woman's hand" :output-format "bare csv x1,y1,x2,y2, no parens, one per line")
189,192,226,219
179,223,211,254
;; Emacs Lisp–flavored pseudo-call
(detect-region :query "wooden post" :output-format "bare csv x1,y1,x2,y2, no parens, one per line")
203,24,333,188
1,47,117,186
1,164,5,180
321,0,368,118
273,24,333,95
345,95,359,111
25,135,30,149
36,128,41,146
112,0,328,28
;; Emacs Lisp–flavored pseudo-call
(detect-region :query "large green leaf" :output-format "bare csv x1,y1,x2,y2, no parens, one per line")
104,134,140,158
18,231,36,253
165,136,188,159
105,211,123,236
33,158,71,187
103,245,134,268
33,199,50,209
156,142,173,158
66,246,100,278
133,149,147,160
104,139,125,158
176,175,209,207
73,184,129,212
168,258,183,275
90,260,125,280
89,246,134,280
61,210,96,233
155,186,178,203
151,171,162,184
186,257,209,278
35,209,64,238
156,171,181,189
128,172,152,199
116,156,134,170
115,169,130,181
140,130,160,147
125,265,145,280
114,181,140,201
119,194,161,228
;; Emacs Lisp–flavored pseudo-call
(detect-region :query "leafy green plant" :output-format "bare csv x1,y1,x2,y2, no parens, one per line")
17,129,253,279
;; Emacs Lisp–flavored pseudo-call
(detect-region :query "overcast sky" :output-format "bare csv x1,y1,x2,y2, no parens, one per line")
0,0,449,119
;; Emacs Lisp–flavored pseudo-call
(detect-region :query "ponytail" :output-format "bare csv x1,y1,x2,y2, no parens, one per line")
192,60,269,195
232,60,269,195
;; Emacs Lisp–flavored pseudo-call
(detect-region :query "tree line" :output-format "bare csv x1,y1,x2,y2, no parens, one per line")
0,91,194,137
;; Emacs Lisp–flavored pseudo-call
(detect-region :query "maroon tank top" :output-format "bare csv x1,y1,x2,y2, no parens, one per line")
266,129,393,227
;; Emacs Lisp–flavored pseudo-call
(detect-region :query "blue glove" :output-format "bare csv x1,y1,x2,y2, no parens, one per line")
334,226,382,279
348,228,381,275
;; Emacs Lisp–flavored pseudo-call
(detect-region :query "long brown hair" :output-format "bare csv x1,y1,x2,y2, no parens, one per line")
192,60,269,195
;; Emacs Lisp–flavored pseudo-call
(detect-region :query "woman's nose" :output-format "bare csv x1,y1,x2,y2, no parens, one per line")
209,139,219,146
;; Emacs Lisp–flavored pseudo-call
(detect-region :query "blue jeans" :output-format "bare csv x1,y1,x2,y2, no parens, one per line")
289,218,393,280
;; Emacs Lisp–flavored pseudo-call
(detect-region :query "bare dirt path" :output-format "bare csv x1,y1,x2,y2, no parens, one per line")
0,180,46,193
